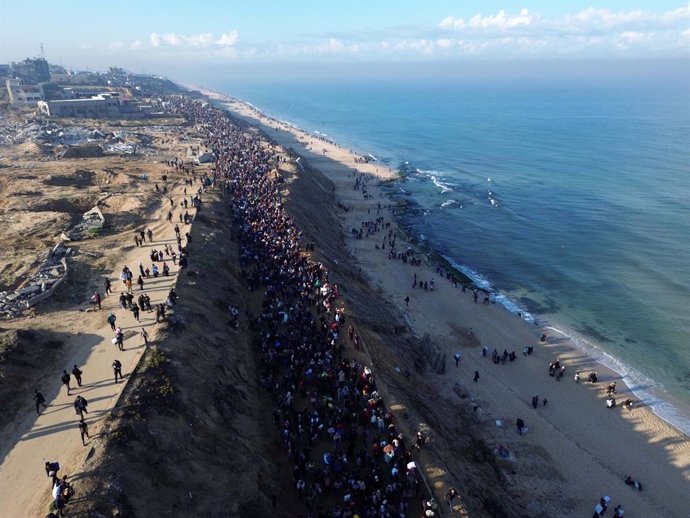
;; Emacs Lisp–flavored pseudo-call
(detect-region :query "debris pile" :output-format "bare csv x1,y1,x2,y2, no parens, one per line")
0,118,156,156
0,243,70,318
61,205,106,241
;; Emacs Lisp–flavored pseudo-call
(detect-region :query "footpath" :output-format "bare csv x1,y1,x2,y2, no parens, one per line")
0,181,190,518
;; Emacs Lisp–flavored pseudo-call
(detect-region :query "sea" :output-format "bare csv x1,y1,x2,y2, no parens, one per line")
207,75,690,434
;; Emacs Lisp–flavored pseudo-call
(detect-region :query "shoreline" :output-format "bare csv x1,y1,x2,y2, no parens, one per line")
184,82,690,438
189,83,689,516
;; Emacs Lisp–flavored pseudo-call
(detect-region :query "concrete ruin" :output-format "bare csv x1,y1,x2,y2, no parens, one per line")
195,152,215,164
61,205,106,241
0,242,70,318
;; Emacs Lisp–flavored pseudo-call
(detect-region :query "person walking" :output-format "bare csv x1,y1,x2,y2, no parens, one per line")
113,359,123,383
141,327,149,347
473,370,480,383
107,312,116,331
73,395,88,418
72,365,83,387
91,290,101,310
115,327,124,351
78,419,90,446
60,370,71,396
147,228,153,242
33,388,47,414
104,276,112,296
131,304,140,322
45,461,60,485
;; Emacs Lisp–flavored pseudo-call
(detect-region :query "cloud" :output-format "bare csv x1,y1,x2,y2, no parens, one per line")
440,8,535,31
433,6,689,58
106,6,687,63
149,30,238,50
216,30,239,47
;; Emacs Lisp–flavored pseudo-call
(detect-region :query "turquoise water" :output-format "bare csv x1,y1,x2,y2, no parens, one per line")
210,77,690,432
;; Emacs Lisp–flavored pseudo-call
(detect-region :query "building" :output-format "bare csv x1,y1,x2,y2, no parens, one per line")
10,58,50,84
38,94,121,118
38,92,153,119
5,79,43,105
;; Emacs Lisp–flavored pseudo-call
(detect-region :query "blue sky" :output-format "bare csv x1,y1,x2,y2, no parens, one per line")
1,1,688,78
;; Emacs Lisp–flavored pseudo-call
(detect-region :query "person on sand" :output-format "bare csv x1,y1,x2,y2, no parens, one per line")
33,389,47,414
91,290,101,310
44,461,60,483
532,395,539,409
473,370,480,383
72,365,83,387
574,371,581,383
405,295,410,307
115,327,124,351
112,359,123,383
107,312,116,331
73,395,88,419
60,370,71,395
454,352,461,367
141,327,149,347
104,276,112,296
607,381,617,396
516,418,526,436
78,419,90,446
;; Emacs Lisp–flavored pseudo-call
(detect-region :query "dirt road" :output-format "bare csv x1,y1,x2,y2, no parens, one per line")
0,185,190,517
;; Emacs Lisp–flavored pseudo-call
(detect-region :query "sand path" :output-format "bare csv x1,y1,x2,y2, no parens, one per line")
212,93,690,517
0,184,188,517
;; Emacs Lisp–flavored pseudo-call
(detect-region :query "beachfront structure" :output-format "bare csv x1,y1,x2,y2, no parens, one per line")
38,93,152,119
5,79,44,105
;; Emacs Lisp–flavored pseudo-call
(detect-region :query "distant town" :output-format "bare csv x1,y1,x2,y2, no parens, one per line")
2,55,185,119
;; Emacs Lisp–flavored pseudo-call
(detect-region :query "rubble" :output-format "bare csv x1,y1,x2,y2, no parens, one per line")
61,204,106,241
0,117,155,156
0,243,70,318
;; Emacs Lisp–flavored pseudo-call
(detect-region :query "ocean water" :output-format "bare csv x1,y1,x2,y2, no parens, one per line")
210,77,690,433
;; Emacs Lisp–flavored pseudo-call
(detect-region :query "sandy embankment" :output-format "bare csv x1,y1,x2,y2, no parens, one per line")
0,120,209,517
192,85,690,518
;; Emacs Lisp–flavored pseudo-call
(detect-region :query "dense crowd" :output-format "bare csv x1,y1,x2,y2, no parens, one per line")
170,97,434,518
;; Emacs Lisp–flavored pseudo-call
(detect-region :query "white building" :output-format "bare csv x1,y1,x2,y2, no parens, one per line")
38,94,122,118
5,79,43,105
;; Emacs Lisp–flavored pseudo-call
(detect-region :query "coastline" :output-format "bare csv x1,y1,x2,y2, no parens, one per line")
182,82,689,516
184,81,690,437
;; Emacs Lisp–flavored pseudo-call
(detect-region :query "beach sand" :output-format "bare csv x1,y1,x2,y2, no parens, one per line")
195,86,690,517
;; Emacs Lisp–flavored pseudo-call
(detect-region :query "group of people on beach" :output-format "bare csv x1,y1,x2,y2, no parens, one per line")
170,96,440,518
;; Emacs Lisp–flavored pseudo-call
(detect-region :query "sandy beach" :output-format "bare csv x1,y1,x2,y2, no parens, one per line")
193,85,690,517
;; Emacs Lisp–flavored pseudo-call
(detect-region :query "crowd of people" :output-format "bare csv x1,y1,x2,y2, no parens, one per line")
170,97,437,517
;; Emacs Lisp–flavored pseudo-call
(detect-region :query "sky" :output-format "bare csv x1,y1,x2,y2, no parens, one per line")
1,1,688,82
